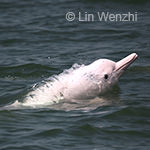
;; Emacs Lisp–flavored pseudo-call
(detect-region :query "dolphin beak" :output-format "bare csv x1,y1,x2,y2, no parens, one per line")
115,53,138,76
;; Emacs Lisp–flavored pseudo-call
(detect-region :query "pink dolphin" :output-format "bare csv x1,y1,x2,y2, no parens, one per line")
63,53,138,100
7,53,138,109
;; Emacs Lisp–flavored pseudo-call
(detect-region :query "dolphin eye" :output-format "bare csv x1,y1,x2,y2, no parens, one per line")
104,74,108,80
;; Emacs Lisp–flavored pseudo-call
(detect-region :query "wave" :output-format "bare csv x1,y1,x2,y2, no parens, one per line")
84,0,148,4
0,63,58,79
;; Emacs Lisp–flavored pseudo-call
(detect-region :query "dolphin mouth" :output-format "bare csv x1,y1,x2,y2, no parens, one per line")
115,53,138,72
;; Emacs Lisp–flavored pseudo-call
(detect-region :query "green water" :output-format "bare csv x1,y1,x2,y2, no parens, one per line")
0,0,150,149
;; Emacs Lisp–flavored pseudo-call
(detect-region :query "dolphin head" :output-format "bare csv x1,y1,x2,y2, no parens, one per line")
91,53,138,94
62,53,138,100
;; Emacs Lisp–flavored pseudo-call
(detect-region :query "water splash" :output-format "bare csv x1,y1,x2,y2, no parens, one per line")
3,64,85,109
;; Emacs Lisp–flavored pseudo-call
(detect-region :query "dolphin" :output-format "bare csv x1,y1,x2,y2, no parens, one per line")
4,53,138,109
62,53,138,100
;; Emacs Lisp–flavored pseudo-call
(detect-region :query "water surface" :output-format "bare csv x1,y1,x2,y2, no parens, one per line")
0,0,150,149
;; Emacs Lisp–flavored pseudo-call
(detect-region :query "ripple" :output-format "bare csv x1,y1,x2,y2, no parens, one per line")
34,128,64,137
0,64,58,79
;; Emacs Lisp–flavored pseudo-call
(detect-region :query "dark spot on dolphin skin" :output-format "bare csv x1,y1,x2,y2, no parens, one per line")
104,74,108,79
